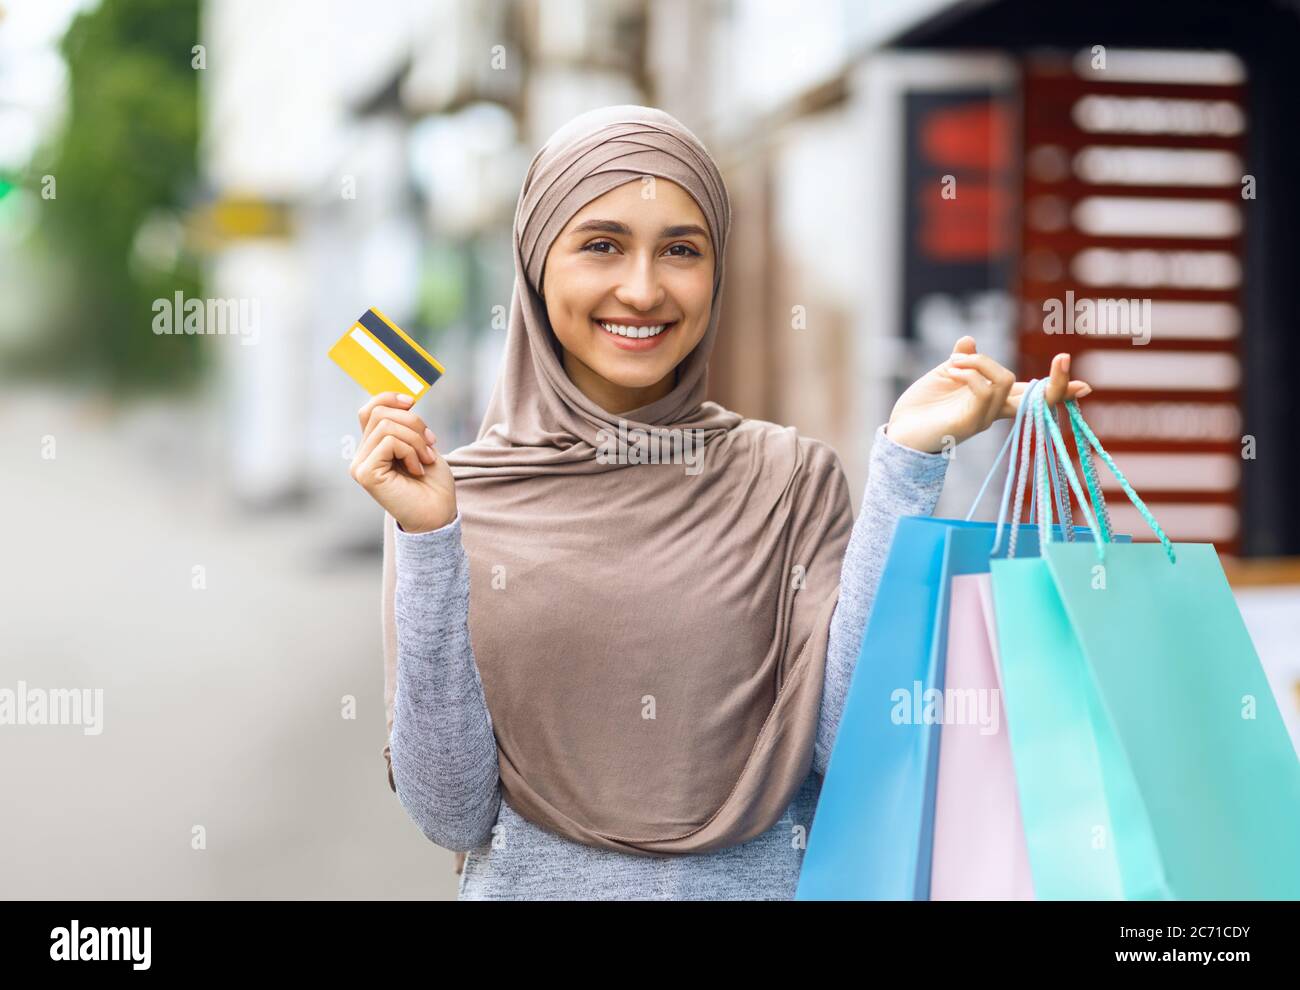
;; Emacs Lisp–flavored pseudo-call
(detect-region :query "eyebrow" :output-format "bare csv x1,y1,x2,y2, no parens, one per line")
569,219,710,241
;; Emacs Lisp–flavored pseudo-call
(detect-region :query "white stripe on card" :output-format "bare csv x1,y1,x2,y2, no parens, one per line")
350,326,423,393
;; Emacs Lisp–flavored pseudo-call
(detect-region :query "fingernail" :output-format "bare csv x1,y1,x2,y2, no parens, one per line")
397,394,414,405
1062,354,1071,372
1077,384,1092,397
426,445,436,458
424,428,436,443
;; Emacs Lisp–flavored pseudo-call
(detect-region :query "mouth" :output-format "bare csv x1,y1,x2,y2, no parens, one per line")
592,317,678,351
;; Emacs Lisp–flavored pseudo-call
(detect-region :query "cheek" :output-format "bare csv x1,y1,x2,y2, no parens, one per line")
552,267,607,321
543,265,594,335
676,272,714,330
675,261,713,304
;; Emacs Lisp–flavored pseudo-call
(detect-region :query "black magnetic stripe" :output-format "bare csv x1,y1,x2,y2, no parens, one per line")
357,310,441,386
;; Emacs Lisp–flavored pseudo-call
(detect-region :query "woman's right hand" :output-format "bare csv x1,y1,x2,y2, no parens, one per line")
350,392,458,534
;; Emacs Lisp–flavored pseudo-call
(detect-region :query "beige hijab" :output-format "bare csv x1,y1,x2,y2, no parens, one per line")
381,105,852,856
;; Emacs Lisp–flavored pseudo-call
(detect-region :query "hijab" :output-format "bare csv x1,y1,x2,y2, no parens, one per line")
381,105,853,855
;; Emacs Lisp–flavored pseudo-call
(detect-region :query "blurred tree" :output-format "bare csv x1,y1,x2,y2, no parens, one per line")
22,0,204,395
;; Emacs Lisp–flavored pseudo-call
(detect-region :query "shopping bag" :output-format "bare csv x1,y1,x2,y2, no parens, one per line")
929,395,1122,901
992,388,1300,899
929,569,1035,900
797,383,1116,900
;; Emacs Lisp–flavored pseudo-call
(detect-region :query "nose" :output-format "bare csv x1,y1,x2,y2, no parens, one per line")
613,252,665,312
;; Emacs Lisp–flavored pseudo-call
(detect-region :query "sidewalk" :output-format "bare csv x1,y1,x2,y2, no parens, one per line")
0,386,459,899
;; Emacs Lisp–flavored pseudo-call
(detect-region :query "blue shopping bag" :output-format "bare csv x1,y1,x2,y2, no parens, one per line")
797,385,1122,900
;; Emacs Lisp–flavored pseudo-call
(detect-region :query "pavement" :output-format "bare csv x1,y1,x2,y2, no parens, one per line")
0,385,459,899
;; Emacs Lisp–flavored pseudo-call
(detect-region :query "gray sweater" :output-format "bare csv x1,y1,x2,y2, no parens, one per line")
389,423,948,899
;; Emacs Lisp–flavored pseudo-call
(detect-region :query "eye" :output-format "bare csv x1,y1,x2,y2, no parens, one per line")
581,239,618,254
664,243,702,258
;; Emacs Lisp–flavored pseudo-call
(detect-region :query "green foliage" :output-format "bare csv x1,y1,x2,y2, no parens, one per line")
26,0,205,395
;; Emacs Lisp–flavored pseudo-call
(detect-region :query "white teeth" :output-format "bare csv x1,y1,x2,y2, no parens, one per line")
598,321,668,339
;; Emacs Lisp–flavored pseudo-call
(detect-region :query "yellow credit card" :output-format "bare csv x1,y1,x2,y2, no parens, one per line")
328,307,445,401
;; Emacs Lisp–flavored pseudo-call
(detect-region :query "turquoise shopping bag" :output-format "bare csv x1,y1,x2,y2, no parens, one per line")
992,389,1300,899
797,383,1116,900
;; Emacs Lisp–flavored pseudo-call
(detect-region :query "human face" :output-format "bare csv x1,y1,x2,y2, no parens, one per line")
540,178,715,415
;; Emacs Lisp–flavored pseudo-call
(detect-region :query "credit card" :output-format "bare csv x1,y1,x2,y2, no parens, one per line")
328,307,445,401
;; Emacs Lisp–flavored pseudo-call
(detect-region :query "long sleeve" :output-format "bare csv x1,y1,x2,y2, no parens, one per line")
389,511,502,852
813,423,949,776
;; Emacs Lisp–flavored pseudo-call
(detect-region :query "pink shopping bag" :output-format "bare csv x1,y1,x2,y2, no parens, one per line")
929,572,1035,900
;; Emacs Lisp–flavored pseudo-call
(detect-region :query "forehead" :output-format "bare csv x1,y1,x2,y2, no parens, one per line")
564,178,708,234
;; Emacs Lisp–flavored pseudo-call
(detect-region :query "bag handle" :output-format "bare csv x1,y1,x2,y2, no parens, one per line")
1066,401,1113,543
1007,380,1066,556
968,377,1078,558
1045,403,1076,540
1035,392,1177,565
965,376,1039,554
1031,391,1111,546
1062,399,1177,564
1006,379,1057,558
968,376,1176,565
1027,383,1106,558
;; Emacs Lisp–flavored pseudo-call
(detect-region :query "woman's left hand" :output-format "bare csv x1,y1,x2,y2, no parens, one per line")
886,335,1093,454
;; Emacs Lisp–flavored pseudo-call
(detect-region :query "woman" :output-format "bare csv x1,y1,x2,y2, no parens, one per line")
351,105,1089,899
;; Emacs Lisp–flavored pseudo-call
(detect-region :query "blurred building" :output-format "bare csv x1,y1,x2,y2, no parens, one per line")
199,0,650,539
655,0,1300,562
197,0,1300,563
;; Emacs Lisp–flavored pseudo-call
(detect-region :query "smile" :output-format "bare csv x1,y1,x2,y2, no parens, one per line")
595,319,674,339
592,317,679,352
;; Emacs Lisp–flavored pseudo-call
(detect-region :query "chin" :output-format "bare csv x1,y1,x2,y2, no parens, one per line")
594,360,674,390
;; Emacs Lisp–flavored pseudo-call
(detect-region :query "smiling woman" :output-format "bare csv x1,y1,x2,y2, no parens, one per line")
352,104,1091,901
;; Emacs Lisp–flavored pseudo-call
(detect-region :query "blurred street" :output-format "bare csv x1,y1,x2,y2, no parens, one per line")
0,385,458,899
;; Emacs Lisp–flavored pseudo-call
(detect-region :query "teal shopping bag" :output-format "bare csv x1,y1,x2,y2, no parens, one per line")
992,390,1300,899
991,554,1168,899
797,381,1115,900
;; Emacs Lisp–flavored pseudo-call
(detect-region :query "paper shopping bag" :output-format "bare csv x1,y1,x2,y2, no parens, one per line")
991,387,1300,900
929,570,1035,900
796,517,1109,900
